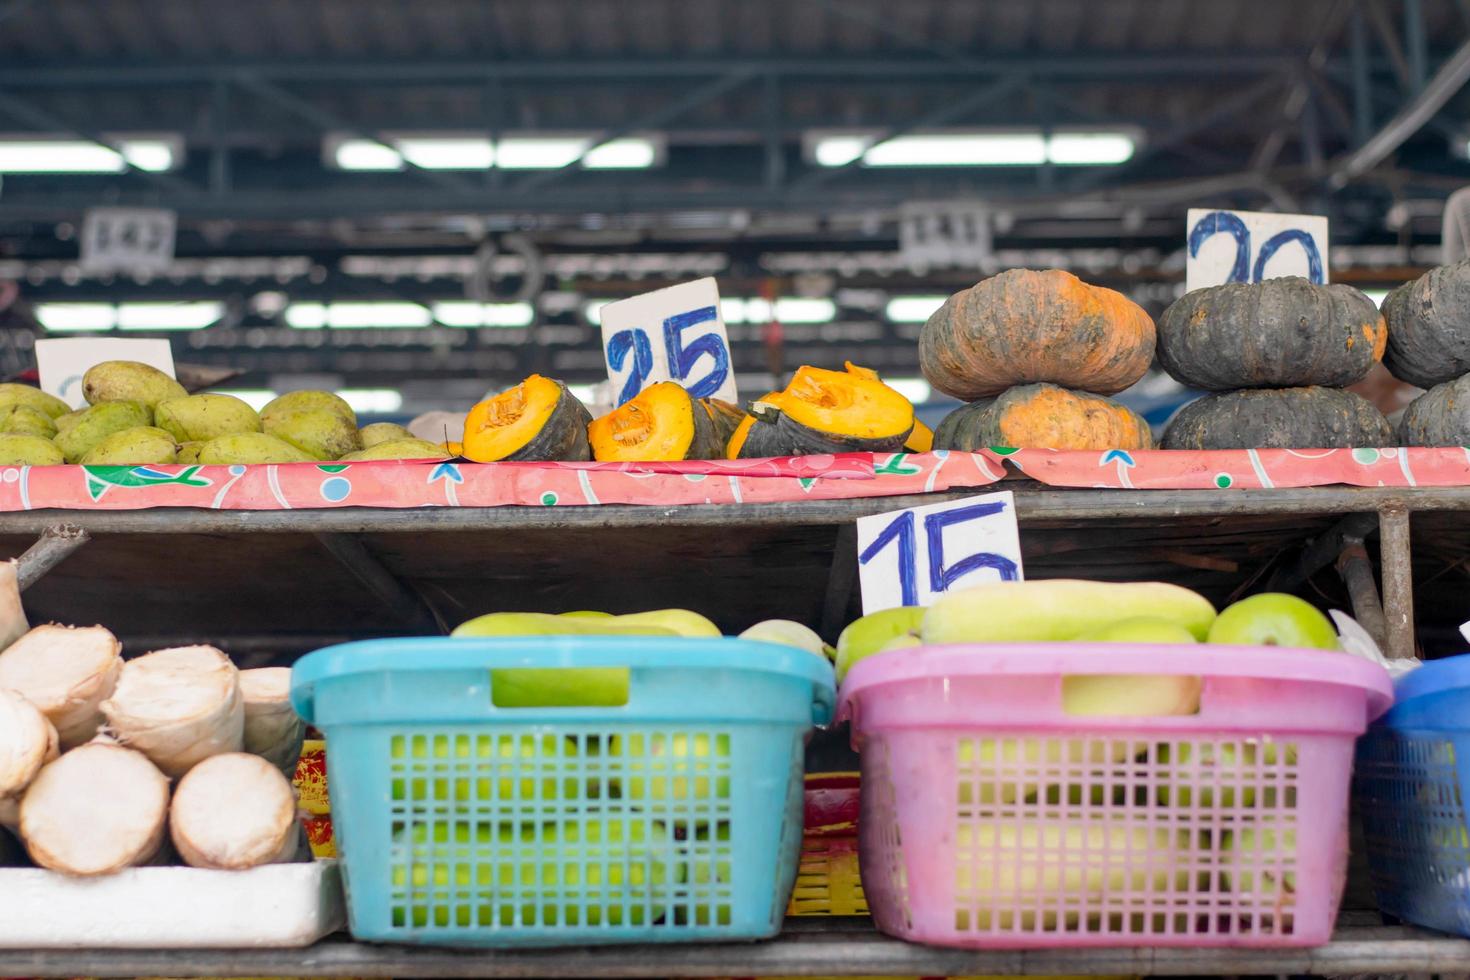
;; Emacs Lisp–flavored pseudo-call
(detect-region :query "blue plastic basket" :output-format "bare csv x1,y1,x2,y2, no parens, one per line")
290,636,835,948
1355,656,1470,936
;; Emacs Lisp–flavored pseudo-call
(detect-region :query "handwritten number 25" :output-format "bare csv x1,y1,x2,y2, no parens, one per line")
606,328,654,406
663,305,729,399
859,501,1020,606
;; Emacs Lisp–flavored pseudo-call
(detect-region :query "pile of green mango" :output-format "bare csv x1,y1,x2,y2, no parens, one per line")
0,361,452,466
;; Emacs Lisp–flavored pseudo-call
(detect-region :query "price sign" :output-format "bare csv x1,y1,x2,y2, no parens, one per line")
898,201,992,268
599,277,738,406
79,207,177,275
35,338,176,408
855,490,1023,613
1185,208,1328,293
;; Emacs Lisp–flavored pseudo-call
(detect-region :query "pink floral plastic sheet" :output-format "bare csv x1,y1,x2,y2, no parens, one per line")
0,446,1456,512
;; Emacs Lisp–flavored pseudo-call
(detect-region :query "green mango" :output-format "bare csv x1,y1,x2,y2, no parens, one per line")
614,609,721,638
197,432,315,464
0,434,63,466
264,409,361,461
176,441,205,464
80,426,179,466
260,390,355,428
338,438,449,461
835,607,925,683
358,422,414,448
54,409,84,433
154,393,262,442
82,361,186,409
0,384,69,420
0,406,57,439
53,402,153,463
922,580,1217,644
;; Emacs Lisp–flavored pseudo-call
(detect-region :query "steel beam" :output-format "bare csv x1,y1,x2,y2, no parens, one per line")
1329,37,1470,188
209,78,231,196
763,73,784,193
1405,0,1429,91
1365,0,1415,91
231,72,478,195
790,74,1027,190
0,89,196,192
513,71,757,193
1350,4,1375,142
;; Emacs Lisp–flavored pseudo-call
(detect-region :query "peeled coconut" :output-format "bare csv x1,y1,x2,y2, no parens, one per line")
101,645,243,778
0,560,28,652
170,752,302,870
239,668,305,775
0,625,122,749
20,742,169,875
0,689,57,799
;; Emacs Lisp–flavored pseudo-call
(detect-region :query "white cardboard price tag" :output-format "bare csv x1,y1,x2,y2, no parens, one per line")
1185,208,1328,293
35,338,177,409
598,277,738,406
79,207,177,275
855,490,1023,613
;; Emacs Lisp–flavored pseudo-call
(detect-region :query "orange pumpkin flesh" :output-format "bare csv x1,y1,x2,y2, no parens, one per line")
724,414,756,460
770,364,913,443
904,419,934,453
462,374,591,462
588,381,722,462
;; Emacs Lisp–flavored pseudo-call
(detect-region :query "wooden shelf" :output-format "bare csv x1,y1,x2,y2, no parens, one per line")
4,917,1469,977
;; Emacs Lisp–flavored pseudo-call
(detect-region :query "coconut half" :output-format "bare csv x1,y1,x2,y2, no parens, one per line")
0,625,122,749
101,645,243,778
20,742,169,875
0,688,57,802
0,561,28,653
238,667,305,775
170,752,301,870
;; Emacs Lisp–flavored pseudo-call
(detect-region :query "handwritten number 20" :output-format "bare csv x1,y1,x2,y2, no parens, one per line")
858,501,1020,606
1188,211,1324,285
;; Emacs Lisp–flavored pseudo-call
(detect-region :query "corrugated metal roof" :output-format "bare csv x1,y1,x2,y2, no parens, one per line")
3,0,1461,62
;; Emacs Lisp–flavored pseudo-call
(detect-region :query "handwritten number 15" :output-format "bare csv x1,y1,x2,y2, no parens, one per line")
859,501,1020,606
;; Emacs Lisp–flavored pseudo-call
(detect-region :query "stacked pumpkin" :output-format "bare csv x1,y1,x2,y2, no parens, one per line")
1382,259,1470,446
1156,277,1394,449
920,269,1156,451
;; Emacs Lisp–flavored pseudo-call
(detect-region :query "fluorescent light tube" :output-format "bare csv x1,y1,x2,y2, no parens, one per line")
1046,133,1135,165
885,296,949,323
34,303,115,331
117,302,223,331
284,302,430,328
0,138,176,174
338,389,404,413
432,301,534,327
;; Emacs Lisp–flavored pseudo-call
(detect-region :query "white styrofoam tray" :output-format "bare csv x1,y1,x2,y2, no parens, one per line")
0,859,344,948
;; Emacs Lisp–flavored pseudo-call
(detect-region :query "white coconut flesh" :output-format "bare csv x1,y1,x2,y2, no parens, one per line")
20,742,169,876
0,625,122,750
0,688,57,798
102,645,243,778
238,667,305,774
0,561,28,652
170,752,300,870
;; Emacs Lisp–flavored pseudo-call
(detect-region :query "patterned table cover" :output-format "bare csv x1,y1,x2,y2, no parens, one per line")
0,446,1455,512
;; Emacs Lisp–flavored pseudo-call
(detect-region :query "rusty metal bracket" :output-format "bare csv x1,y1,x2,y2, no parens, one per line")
15,523,90,591
1336,539,1389,653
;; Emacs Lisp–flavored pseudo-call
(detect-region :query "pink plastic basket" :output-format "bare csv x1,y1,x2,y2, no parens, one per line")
837,644,1392,949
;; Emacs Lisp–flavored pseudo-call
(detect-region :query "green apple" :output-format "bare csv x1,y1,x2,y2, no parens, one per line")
835,606,925,683
1206,593,1339,650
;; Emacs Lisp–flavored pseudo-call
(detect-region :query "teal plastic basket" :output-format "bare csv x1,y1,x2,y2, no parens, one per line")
290,636,835,948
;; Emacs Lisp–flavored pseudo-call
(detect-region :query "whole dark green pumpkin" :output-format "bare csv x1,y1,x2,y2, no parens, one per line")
1399,374,1470,446
1382,259,1470,388
1161,386,1393,450
1157,278,1386,391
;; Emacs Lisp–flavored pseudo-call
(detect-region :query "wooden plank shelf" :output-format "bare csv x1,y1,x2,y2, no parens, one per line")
4,918,1470,978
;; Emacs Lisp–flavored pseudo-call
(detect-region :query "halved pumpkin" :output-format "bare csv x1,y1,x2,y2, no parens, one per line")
463,375,592,462
588,382,724,461
735,363,914,458
702,398,746,449
904,419,934,453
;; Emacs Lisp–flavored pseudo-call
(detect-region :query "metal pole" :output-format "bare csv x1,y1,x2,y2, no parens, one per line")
1378,507,1415,660
763,73,785,193
1350,5,1374,144
209,78,231,197
1405,0,1428,91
